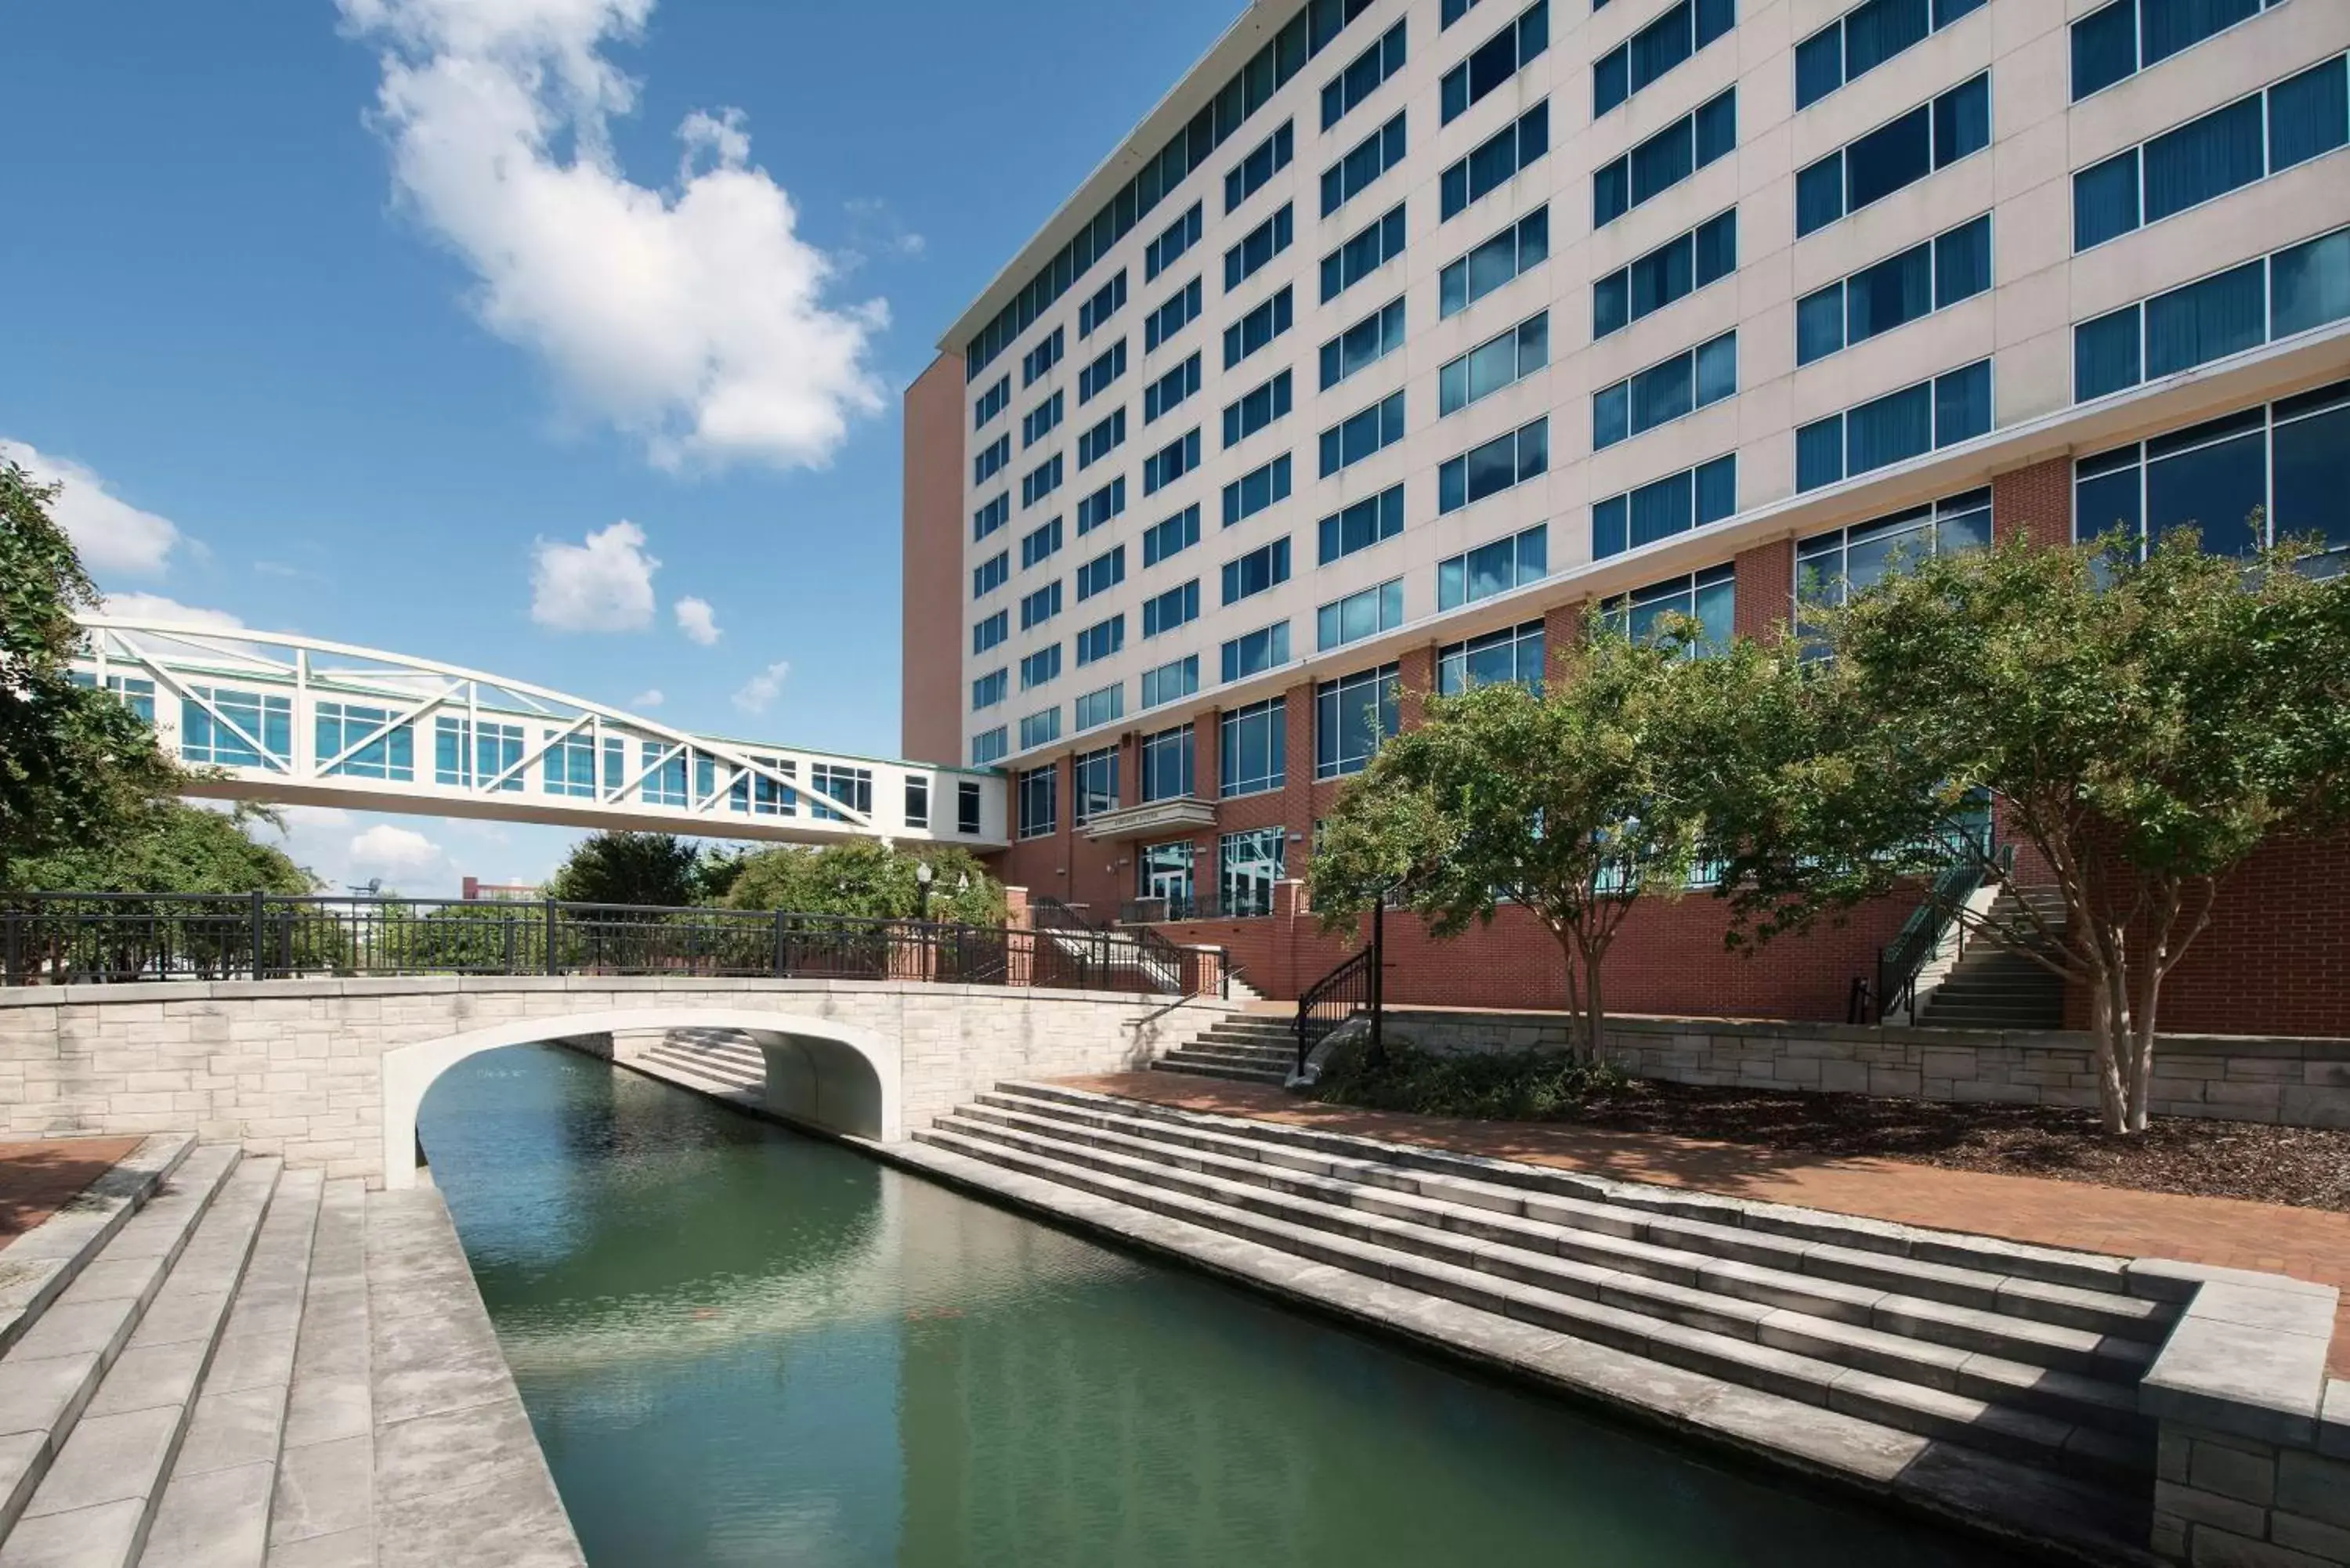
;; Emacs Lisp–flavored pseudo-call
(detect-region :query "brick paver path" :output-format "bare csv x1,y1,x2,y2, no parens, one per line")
0,1135,144,1247
1061,1072,2350,1375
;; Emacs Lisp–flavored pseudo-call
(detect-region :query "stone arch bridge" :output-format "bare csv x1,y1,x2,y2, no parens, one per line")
0,976,1239,1186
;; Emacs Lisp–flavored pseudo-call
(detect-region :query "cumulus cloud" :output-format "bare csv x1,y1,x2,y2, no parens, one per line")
349,823,444,874
673,595,720,645
531,520,656,631
338,0,886,471
2,439,185,576
98,592,246,631
628,687,664,709
731,659,789,715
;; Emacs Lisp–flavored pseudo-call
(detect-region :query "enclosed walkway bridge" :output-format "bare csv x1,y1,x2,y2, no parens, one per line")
71,616,1005,847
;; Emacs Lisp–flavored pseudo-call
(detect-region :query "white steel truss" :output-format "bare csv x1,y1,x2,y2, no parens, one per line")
70,616,1007,847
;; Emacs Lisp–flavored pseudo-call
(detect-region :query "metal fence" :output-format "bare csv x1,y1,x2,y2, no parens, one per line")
0,893,1227,999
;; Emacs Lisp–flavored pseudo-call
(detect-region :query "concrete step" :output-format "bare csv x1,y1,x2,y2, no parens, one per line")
914,1120,2150,1487
640,1046,761,1093
943,1100,2163,1408
1162,1046,1296,1071
0,1137,196,1364
0,1152,280,1568
264,1178,372,1567
1188,1034,1296,1054
138,1168,324,1568
0,1145,242,1545
1150,1060,1289,1086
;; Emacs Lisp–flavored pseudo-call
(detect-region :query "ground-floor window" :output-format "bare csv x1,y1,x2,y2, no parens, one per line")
1138,840,1195,907
1220,827,1285,918
2074,379,2350,565
1601,562,1735,655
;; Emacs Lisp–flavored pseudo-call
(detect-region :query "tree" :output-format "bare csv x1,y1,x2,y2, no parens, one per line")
11,798,315,894
544,831,708,907
723,839,1003,925
1311,631,1713,1060
0,460,182,889
1713,527,2350,1134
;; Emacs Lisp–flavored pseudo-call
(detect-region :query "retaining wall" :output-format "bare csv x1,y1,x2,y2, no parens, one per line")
1372,1009,2350,1129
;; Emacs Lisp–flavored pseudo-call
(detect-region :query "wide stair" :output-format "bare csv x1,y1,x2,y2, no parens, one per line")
0,1136,352,1566
638,1028,765,1097
913,1082,2171,1548
1918,886,2070,1031
1149,1014,1296,1086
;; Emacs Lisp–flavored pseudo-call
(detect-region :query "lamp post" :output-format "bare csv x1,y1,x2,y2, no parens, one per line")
915,860,935,923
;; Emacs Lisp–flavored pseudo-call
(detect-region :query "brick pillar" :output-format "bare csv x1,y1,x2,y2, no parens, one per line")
1191,707,1222,909
1394,641,1436,732
1050,755,1076,902
1542,599,1587,685
1993,454,2073,548
1272,877,1311,998
1116,730,1141,807
1280,684,1314,870
1734,538,1795,644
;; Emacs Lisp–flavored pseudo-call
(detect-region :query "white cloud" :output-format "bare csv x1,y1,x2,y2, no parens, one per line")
99,592,246,631
531,519,656,631
338,0,886,471
629,687,664,709
673,595,720,645
349,822,444,874
2,439,185,577
731,659,789,715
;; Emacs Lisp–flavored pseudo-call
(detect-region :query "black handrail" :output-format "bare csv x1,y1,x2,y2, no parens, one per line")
1295,899,1386,1075
1874,843,2016,1024
1037,894,1231,999
0,892,1220,999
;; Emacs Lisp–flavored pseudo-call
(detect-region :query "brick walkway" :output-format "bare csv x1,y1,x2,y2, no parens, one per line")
0,1134,144,1247
1061,1072,2350,1375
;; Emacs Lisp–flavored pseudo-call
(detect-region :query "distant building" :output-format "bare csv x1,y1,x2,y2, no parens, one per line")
461,877,541,903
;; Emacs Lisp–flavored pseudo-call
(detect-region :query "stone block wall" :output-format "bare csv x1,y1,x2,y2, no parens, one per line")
1368,1010,2350,1129
2157,1418,2350,1566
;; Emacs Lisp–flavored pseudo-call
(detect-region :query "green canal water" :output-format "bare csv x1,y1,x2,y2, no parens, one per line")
418,1044,2025,1568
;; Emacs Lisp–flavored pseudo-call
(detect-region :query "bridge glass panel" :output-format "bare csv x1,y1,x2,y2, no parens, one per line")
811,764,873,823
319,703,414,782
182,687,292,771
543,730,598,797
435,717,523,791
638,741,689,807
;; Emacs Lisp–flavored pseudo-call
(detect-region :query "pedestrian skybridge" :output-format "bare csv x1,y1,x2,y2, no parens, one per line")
70,616,1006,847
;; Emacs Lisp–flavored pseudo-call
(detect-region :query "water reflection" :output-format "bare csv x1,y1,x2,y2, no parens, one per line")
420,1045,2019,1568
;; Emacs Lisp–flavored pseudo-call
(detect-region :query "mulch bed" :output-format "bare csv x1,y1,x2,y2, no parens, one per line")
1539,1080,2350,1212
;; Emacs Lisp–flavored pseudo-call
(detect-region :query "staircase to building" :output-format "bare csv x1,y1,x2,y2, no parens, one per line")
1148,1014,1296,1086
908,1080,2173,1555
1917,886,2070,1032
1032,898,1263,1003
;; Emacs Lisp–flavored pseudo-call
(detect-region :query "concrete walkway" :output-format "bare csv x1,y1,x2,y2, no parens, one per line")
0,1139,146,1248
1061,1071,2350,1377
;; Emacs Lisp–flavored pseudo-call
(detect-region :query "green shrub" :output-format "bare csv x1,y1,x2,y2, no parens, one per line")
1314,1039,1629,1122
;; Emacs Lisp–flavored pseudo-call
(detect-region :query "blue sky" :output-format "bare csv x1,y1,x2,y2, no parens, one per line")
2,0,1236,891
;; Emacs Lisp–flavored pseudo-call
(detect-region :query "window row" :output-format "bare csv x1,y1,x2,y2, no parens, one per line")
1224,287,1295,371
1444,100,1548,221
1443,2,1547,126
1596,0,1730,118
1593,209,1734,341
1323,111,1407,217
2075,227,2350,403
1441,311,1549,416
1323,19,1407,132
1594,332,1736,450
1079,271,1126,338
1593,453,1736,559
1596,89,1733,229
1798,0,1982,111
1078,340,1126,404
1321,296,1405,389
1797,214,1990,367
2075,379,2350,560
1796,359,1991,493
2073,0,2280,103
1145,278,1203,352
1440,417,1548,514
1798,74,1987,238
1442,204,1548,320
1322,203,1406,303
1225,205,1294,293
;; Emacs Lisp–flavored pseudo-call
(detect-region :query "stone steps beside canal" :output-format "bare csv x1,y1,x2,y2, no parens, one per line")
906,1080,2183,1563
0,1143,584,1568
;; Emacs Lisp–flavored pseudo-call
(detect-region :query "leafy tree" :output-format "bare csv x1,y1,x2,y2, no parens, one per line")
1712,527,2350,1134
723,839,1003,925
11,798,314,894
1312,632,1713,1059
0,461,182,889
544,831,707,907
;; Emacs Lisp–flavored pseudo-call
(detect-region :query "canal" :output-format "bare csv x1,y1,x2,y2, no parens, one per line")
418,1043,2025,1567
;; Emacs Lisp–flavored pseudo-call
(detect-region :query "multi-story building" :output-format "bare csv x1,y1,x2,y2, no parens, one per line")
904,0,2350,1021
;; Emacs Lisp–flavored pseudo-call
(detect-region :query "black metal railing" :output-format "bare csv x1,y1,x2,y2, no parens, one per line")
1115,888,1278,925
0,893,1226,999
1296,901,1386,1075
1870,842,2015,1024
1039,895,1226,992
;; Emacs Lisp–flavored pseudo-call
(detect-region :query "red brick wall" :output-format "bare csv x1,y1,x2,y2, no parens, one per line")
1993,453,2073,549
1155,884,1913,1019
1734,538,1794,643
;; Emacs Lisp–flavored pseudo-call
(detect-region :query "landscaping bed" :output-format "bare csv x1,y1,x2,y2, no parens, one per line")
1314,1043,2350,1212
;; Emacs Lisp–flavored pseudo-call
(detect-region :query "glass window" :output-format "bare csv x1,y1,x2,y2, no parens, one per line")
1437,620,1546,695
1225,121,1295,215
1072,747,1119,821
1321,111,1407,218
957,779,983,835
1220,621,1292,682
1795,361,1990,492
2274,228,2350,339
1442,100,1549,222
1441,206,1550,320
1322,20,1407,133
1219,827,1287,918
1797,488,1990,642
1319,204,1407,304
1437,524,1547,610
1143,504,1202,568
1316,579,1405,650
2271,57,2349,175
971,728,1007,768
1318,391,1406,476
1019,706,1061,753
903,776,930,830
1315,663,1400,779
2076,384,2350,564
316,703,413,782
1320,296,1406,389
1017,765,1056,839
1437,418,1548,513
1440,312,1549,415
1142,580,1200,638
1141,656,1200,710
1593,334,1734,450
811,763,873,823
1445,1,1550,124
1602,562,1736,655
1591,454,1735,559
1318,485,1405,564
1141,724,1196,801
1219,699,1286,797
182,687,294,771
1220,538,1291,605
1137,840,1195,909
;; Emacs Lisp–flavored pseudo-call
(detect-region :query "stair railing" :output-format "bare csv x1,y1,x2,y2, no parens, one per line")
1032,895,1227,998
1874,842,2015,1025
1294,899,1386,1075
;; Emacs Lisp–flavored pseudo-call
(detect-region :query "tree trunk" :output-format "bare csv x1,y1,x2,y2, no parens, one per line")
1556,927,1585,1060
1583,942,1609,1071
